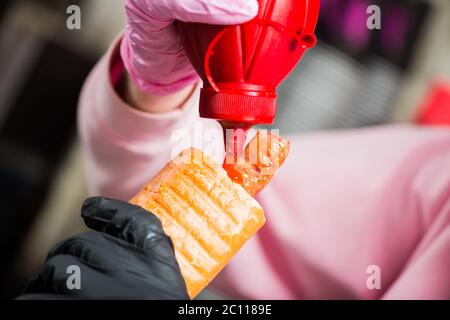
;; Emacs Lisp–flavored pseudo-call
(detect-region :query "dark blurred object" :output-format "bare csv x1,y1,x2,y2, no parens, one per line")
0,0,95,298
318,0,430,69
32,0,83,10
0,0,12,19
416,79,450,126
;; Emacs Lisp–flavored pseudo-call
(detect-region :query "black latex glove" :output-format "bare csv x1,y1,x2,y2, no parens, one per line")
18,197,189,300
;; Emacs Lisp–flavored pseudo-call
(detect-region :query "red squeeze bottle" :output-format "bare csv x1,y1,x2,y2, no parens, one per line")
178,0,320,157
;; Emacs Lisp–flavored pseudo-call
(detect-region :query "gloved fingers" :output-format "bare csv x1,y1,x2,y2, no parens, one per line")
80,198,189,297
42,233,189,299
81,197,170,251
23,254,155,299
47,232,114,269
20,197,189,300
124,0,258,38
162,0,259,25
23,254,96,298
129,0,259,25
122,0,259,94
165,0,259,25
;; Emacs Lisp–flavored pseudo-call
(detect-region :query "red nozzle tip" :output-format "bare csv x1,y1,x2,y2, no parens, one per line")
221,122,251,158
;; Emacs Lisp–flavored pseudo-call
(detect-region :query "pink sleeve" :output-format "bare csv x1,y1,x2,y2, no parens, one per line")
212,125,450,300
77,36,221,200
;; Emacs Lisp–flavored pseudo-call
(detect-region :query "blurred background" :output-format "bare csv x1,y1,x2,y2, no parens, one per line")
0,0,449,299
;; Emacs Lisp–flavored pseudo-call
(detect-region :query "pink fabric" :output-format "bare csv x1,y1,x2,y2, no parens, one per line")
78,39,450,300
121,0,258,95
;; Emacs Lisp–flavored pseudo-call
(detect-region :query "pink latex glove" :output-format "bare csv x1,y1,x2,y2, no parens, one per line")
121,0,259,95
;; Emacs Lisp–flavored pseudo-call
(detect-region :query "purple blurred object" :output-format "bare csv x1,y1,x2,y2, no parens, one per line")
380,4,410,56
320,0,346,38
343,0,371,51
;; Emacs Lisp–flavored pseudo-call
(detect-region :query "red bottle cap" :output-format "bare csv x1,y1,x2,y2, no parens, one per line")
200,87,277,125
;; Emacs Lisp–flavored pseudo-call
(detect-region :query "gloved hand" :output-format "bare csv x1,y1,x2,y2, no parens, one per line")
18,197,188,300
121,0,259,95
